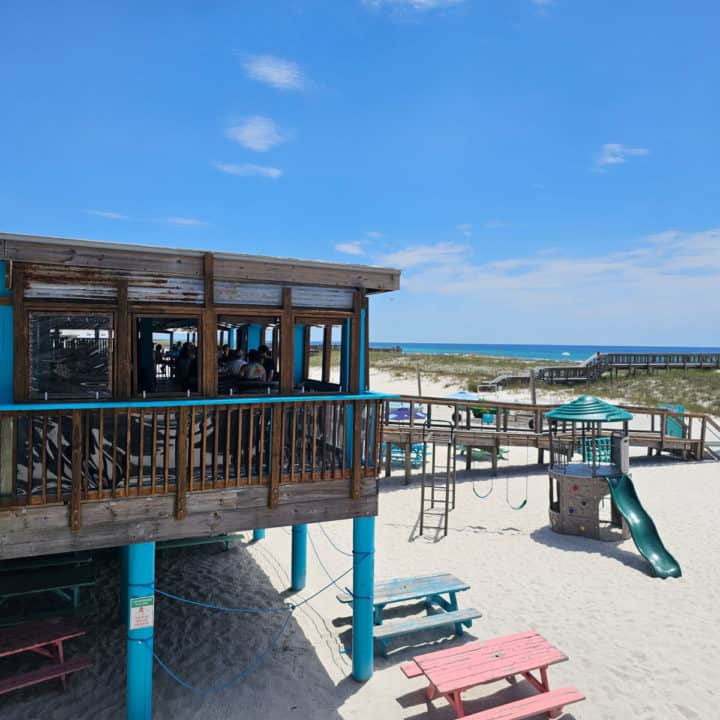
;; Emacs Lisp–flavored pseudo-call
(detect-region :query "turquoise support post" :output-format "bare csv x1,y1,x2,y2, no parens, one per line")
340,319,351,392
247,324,262,350
291,524,307,591
125,542,156,720
352,516,375,681
229,328,238,350
293,324,305,386
253,528,266,542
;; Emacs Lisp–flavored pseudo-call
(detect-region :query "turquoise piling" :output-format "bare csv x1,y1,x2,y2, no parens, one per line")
125,542,155,720
253,528,266,542
291,524,308,591
352,516,375,682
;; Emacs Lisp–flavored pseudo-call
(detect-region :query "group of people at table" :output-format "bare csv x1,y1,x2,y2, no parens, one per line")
151,342,275,393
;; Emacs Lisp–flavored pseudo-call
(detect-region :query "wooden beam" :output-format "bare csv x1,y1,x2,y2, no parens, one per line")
70,410,82,531
0,478,378,559
201,253,217,397
349,290,362,394
322,324,332,383
12,266,27,403
116,279,130,400
280,288,293,394
175,407,189,519
302,325,311,380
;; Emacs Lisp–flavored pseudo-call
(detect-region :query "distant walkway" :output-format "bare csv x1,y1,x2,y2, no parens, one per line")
478,351,720,391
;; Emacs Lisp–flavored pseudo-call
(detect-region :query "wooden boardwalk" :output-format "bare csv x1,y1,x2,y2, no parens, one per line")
381,395,720,480
479,351,720,390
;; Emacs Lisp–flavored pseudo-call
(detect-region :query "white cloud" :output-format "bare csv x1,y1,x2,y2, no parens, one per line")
226,116,288,152
213,161,283,178
366,231,384,239
242,54,304,91
377,242,468,268
594,143,650,170
456,223,472,238
484,219,506,229
363,0,464,10
84,209,128,220
166,217,206,226
335,242,367,256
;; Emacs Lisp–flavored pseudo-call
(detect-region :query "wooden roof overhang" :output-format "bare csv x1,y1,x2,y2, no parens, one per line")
0,232,400,293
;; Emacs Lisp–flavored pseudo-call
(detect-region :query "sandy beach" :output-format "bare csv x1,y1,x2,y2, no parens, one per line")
2,370,718,720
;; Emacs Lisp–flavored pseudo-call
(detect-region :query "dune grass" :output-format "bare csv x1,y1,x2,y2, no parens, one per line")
364,350,720,415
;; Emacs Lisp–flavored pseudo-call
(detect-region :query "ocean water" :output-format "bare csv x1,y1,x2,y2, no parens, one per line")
369,342,720,363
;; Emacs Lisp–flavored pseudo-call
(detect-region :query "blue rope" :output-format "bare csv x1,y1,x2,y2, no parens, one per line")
139,609,293,695
155,588,290,614
307,530,350,594
317,524,353,557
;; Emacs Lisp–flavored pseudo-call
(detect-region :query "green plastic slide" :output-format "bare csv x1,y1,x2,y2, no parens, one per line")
606,474,682,579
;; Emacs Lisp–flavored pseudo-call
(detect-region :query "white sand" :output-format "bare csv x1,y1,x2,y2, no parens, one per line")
3,370,718,719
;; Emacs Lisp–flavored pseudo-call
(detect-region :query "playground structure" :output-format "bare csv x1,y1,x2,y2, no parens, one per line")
546,396,681,578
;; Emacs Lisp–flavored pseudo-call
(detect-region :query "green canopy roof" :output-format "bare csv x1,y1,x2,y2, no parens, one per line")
545,395,633,422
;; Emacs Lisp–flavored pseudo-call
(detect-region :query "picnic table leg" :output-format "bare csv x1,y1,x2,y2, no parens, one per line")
55,639,67,689
374,604,385,626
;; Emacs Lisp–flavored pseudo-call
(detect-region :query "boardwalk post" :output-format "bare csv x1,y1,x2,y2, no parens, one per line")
352,516,375,682
252,528,266,542
125,541,155,720
291,524,308,591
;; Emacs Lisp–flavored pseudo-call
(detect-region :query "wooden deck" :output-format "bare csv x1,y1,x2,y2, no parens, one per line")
381,395,719,478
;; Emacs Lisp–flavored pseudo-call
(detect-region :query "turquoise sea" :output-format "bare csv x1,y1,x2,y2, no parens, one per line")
369,343,720,363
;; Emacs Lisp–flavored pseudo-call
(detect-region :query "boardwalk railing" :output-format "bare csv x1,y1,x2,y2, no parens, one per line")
382,394,718,465
0,394,386,521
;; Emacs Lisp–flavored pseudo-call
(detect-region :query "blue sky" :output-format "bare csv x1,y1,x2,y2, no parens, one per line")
1,0,719,345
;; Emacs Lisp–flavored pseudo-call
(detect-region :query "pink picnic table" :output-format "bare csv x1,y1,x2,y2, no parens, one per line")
0,618,91,695
402,630,581,719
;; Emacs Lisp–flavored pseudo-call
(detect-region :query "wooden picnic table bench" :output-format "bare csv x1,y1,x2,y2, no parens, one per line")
337,573,481,655
402,630,584,719
0,552,93,574
156,532,244,552
0,617,92,695
0,564,96,610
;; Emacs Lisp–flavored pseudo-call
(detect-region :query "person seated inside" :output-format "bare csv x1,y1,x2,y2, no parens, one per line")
175,342,197,391
258,344,275,382
222,349,247,376
243,349,267,382
218,344,230,366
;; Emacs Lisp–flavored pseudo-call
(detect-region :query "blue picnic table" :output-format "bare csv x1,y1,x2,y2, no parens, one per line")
337,572,481,655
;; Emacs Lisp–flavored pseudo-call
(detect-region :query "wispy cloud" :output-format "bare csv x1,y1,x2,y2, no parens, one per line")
226,116,288,152
165,217,207,226
335,241,367,256
242,54,305,91
456,223,472,239
366,230,384,239
84,209,128,220
213,161,283,179
594,143,649,170
377,242,468,268
484,219,507,229
363,0,464,11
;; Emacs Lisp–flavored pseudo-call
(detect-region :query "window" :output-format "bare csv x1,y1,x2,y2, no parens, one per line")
29,312,113,400
216,317,280,395
135,317,199,395
305,324,342,385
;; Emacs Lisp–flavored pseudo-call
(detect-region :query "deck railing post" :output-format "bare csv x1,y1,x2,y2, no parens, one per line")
291,523,308,591
352,515,374,682
125,541,155,720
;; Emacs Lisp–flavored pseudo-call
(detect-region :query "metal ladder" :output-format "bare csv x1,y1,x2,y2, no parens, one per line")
419,422,457,538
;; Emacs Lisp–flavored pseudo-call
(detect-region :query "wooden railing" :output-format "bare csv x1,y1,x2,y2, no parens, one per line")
0,394,386,517
385,394,717,450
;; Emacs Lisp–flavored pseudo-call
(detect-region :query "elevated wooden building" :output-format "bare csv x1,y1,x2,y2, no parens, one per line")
0,232,400,713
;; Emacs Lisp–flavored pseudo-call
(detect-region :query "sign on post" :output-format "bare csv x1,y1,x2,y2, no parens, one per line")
129,595,155,631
